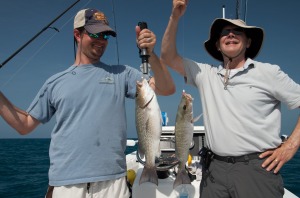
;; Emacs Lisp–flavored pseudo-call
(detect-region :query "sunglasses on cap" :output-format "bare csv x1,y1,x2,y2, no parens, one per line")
220,27,244,37
85,30,110,40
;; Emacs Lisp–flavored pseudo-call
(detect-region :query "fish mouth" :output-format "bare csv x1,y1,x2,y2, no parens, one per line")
136,77,147,93
182,92,193,102
182,92,193,109
136,78,154,108
136,77,147,86
136,80,143,88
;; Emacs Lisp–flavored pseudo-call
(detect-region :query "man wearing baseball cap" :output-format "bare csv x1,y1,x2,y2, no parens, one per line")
161,1,300,198
0,8,175,198
73,8,117,36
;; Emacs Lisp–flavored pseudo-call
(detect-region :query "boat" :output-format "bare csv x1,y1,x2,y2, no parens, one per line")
126,126,299,198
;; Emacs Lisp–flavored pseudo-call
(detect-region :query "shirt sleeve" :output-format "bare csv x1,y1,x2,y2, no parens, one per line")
26,81,55,124
271,65,300,109
125,66,144,99
183,58,201,87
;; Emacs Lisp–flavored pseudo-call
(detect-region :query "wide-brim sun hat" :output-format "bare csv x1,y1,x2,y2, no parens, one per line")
204,18,264,61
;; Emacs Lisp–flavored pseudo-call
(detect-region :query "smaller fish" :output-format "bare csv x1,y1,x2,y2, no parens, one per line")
173,91,201,189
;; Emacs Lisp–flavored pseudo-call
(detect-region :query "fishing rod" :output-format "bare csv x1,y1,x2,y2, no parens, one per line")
0,0,80,69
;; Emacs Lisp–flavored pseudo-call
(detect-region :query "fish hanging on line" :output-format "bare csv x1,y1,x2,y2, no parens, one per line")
173,90,202,189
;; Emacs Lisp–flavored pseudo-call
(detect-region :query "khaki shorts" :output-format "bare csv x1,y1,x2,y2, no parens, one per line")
47,177,130,198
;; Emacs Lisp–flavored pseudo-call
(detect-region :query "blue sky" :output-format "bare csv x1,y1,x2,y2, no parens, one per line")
0,0,299,139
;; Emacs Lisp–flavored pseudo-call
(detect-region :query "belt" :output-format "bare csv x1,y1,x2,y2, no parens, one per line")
213,152,261,163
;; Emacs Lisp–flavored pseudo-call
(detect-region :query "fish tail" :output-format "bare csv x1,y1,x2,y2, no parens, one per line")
139,166,158,186
173,169,191,189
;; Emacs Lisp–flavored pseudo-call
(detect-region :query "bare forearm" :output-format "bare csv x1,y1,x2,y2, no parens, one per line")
149,52,175,96
285,115,300,151
0,91,38,134
161,16,186,76
261,115,300,173
161,16,179,62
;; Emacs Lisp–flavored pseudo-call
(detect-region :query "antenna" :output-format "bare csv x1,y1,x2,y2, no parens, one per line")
244,0,248,22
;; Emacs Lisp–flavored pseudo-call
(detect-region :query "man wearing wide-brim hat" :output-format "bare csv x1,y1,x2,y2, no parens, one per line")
161,0,300,198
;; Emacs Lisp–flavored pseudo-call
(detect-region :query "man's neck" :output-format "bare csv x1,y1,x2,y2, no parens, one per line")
224,57,246,69
74,56,99,66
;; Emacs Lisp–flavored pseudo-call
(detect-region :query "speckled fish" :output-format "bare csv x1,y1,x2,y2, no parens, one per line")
135,78,162,185
173,91,201,189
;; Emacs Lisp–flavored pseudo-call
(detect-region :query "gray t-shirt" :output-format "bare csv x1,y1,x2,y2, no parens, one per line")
184,58,300,156
27,62,143,186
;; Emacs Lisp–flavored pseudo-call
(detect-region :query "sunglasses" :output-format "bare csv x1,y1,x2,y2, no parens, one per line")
85,31,110,40
220,28,244,37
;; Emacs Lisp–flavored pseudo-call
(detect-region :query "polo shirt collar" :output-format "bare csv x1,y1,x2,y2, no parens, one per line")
217,58,255,77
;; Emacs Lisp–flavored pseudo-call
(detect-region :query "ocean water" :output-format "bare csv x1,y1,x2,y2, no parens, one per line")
0,139,299,198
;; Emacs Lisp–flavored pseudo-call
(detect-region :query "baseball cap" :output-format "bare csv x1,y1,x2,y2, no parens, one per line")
74,8,116,37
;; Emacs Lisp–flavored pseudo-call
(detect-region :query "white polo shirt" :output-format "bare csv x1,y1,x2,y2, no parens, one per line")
184,58,300,156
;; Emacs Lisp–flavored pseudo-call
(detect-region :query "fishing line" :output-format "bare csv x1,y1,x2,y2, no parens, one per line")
1,0,93,88
182,9,185,58
1,36,54,89
111,0,120,65
180,7,187,93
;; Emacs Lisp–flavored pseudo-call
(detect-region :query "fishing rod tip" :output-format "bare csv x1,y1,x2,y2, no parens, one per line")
48,27,60,32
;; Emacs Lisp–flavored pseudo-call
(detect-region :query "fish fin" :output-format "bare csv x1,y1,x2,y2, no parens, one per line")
137,145,145,159
156,144,161,158
139,166,158,186
173,169,191,189
191,113,203,123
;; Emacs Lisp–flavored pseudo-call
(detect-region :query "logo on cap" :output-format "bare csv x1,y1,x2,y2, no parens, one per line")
93,12,109,25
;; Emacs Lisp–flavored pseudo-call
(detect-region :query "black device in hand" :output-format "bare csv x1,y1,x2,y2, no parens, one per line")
138,21,148,30
138,21,150,75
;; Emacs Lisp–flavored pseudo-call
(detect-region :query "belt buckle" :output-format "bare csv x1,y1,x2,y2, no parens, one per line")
226,157,236,163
